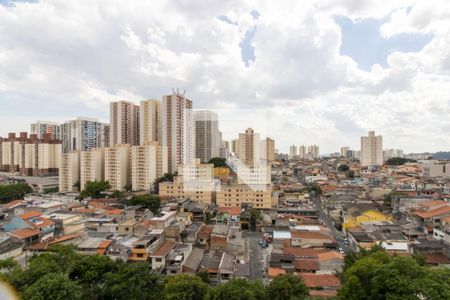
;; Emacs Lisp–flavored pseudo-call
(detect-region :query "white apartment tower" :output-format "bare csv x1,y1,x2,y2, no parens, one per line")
80,148,105,191
140,99,161,145
161,91,194,173
30,121,61,140
110,101,140,146
131,143,168,191
60,117,107,153
360,131,383,166
194,110,220,163
340,146,350,158
105,145,131,191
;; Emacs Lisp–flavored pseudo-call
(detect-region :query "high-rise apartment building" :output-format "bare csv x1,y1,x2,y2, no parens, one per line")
110,101,140,146
340,146,350,158
103,124,110,148
383,149,404,161
105,144,131,191
30,121,61,140
289,145,297,159
80,148,105,191
60,117,107,153
360,131,383,166
299,145,306,159
261,137,275,162
59,151,80,192
237,128,260,166
194,110,220,163
161,91,194,173
219,139,230,159
131,143,167,191
231,139,239,155
307,145,320,159
0,132,61,176
140,99,161,145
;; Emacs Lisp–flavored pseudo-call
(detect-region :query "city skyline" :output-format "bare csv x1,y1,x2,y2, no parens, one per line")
2,1,450,153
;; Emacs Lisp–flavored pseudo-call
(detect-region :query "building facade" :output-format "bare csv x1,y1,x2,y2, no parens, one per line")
80,148,105,190
131,143,168,191
194,110,220,163
60,117,107,153
59,151,80,192
360,131,383,166
140,99,161,145
105,145,131,191
110,101,140,146
237,128,260,166
30,121,61,140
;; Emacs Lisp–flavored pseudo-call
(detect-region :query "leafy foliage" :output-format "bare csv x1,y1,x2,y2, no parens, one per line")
79,180,111,199
164,274,209,300
385,157,417,165
267,273,309,300
129,194,161,214
0,182,33,203
207,157,228,168
208,278,267,300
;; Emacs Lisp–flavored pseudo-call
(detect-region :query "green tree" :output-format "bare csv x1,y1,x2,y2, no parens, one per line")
249,208,261,231
386,157,417,165
0,182,33,203
267,274,309,300
196,270,210,284
164,274,209,300
129,194,161,214
22,273,82,300
153,173,175,193
337,164,349,172
208,278,267,300
101,261,163,300
208,157,228,168
79,180,111,199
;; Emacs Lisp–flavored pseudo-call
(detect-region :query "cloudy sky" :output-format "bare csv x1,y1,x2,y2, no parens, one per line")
1,0,450,153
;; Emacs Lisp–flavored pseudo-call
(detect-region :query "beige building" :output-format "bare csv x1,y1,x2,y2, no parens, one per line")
140,99,161,145
231,139,239,155
299,145,306,159
307,144,320,159
80,148,105,190
158,176,215,204
59,151,80,192
289,145,297,159
236,163,271,186
105,144,131,191
237,128,260,166
361,131,383,166
340,146,350,158
161,92,194,173
261,137,275,162
30,121,61,140
131,143,168,191
110,101,140,146
216,185,274,209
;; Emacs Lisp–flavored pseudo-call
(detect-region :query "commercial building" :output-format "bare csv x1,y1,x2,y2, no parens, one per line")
60,117,107,153
140,99,161,145
80,148,105,190
105,144,131,191
110,101,140,146
131,143,168,191
237,128,260,166
194,110,220,163
161,91,194,173
59,151,80,192
360,131,383,166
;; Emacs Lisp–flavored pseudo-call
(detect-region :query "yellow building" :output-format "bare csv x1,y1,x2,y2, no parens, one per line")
214,167,230,179
343,209,393,230
216,184,274,209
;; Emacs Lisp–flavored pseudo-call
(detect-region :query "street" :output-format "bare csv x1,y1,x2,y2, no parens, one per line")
243,231,264,280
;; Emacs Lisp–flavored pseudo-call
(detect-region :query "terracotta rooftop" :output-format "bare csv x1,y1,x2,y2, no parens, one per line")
414,205,450,219
9,228,41,239
268,267,286,278
425,253,450,265
151,240,175,257
291,231,333,240
294,259,319,271
419,200,447,208
317,251,344,261
198,225,213,238
27,217,54,229
299,273,341,288
3,200,24,209
218,206,241,216
18,211,42,220
283,247,327,258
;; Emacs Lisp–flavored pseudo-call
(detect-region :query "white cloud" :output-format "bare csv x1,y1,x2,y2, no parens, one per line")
1,0,450,153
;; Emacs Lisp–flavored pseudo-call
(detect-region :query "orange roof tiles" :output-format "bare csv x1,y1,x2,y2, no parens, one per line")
317,251,344,261
294,259,319,271
198,225,213,238
103,209,122,216
268,267,286,278
291,231,333,240
18,211,42,220
151,240,175,257
299,273,341,288
9,228,41,239
283,247,327,258
27,217,54,229
414,205,450,219
3,200,24,209
218,206,241,216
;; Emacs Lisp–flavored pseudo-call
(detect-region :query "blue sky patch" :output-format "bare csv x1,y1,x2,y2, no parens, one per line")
334,16,433,71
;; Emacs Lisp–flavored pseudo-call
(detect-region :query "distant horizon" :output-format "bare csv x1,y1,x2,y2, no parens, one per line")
2,1,450,153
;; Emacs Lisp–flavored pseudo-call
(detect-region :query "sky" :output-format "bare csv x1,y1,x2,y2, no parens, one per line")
1,0,450,153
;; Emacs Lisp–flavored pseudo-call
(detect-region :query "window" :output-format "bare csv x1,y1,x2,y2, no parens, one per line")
155,258,162,262
137,253,144,258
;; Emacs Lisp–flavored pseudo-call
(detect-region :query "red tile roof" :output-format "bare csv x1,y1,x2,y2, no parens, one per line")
414,205,450,219
151,240,175,257
27,217,54,229
299,273,341,288
283,247,327,258
425,253,450,265
198,225,213,238
9,228,41,239
3,200,24,209
294,259,319,271
268,267,286,278
218,206,241,216
291,231,333,240
18,211,42,220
